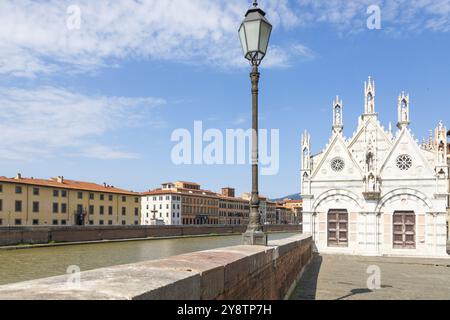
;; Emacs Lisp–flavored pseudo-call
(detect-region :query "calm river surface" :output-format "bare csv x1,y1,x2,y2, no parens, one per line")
0,232,298,285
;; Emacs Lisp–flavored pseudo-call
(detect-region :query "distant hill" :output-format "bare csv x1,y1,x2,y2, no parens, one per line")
270,193,302,202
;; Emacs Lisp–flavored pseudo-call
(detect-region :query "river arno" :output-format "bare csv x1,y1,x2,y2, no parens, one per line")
0,232,298,285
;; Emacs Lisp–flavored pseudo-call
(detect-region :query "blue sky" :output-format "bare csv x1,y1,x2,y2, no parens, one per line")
0,0,450,198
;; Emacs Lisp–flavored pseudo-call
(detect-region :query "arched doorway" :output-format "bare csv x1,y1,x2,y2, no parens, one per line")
393,211,416,249
328,209,348,247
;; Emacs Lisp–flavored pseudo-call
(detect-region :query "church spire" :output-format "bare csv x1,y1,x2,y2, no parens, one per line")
301,130,311,170
397,91,410,129
301,130,311,195
364,76,376,118
332,95,343,134
435,121,448,179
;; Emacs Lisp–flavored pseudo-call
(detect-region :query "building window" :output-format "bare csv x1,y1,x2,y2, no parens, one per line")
77,204,83,214
61,203,67,214
108,220,113,225
100,194,105,201
15,219,22,225
33,188,39,196
15,186,22,194
32,219,39,225
100,206,104,215
33,201,39,213
89,220,94,225
53,203,59,214
0,184,2,192
108,206,113,215
109,195,113,201
122,196,126,202
52,220,58,225
61,190,67,198
134,221,139,225
0,199,3,211
122,207,126,216
89,205,94,215
61,220,67,225
89,193,94,200
122,220,126,225
53,190,59,197
15,200,22,212
135,197,139,203
99,220,104,225
77,192,83,199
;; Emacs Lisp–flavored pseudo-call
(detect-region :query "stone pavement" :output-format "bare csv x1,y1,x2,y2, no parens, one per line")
291,254,450,300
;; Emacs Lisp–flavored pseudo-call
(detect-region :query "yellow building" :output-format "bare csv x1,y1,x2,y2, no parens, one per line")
282,199,303,229
0,174,141,227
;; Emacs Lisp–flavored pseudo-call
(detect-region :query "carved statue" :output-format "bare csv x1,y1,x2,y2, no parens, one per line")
402,106,408,122
367,152,374,172
438,142,445,163
368,174,375,192
303,148,309,168
335,107,341,125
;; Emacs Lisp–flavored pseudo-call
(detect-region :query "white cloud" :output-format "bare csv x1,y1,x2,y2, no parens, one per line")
295,0,450,33
0,86,165,160
1,0,448,78
0,0,314,78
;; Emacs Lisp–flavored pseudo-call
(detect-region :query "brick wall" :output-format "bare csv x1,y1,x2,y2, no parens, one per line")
0,225,302,246
0,234,312,300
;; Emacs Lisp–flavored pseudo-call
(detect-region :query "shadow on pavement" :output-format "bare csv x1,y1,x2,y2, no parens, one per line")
290,253,323,300
336,288,373,300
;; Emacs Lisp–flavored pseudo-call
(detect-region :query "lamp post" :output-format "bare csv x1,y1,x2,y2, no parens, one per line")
239,0,272,246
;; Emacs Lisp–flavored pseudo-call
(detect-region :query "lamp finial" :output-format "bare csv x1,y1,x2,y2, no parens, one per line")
253,0,258,8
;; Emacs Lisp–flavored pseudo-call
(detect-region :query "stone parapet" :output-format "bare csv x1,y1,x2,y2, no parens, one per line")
0,234,312,300
0,224,302,247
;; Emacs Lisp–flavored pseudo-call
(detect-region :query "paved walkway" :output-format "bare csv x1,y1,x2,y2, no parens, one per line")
291,254,450,300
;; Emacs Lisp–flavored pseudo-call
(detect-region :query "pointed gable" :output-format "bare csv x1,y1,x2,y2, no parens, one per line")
347,117,394,170
380,128,435,179
311,133,363,181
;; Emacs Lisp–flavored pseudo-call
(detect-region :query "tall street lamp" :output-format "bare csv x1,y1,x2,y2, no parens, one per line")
239,0,272,246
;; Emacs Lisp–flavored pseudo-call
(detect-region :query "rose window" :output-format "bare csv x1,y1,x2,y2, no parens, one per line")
396,154,412,171
331,157,345,172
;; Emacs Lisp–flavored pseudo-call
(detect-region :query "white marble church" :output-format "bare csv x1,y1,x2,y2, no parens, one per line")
301,77,449,257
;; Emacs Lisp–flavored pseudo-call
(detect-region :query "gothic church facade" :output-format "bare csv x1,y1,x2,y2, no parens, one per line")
301,77,449,257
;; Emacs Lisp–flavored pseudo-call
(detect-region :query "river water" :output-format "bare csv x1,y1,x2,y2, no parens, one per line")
0,232,298,285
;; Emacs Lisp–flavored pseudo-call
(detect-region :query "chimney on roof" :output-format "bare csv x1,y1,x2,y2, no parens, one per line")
104,183,107,187
57,176,64,183
15,173,21,180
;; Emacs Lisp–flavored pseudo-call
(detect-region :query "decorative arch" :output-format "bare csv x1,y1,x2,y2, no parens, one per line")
312,189,363,212
375,188,433,213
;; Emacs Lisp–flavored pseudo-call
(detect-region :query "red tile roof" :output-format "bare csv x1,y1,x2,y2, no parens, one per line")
284,199,303,203
142,187,217,197
0,176,139,195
